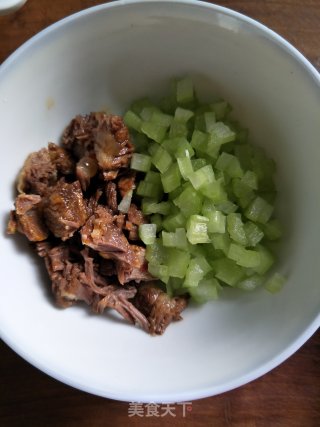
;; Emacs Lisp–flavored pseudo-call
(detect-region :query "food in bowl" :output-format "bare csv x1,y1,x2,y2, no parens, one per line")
7,78,284,335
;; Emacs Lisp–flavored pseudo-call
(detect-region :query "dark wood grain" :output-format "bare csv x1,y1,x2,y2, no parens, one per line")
0,1,319,426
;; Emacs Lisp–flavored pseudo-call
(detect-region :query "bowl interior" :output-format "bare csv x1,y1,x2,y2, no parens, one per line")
0,1,319,402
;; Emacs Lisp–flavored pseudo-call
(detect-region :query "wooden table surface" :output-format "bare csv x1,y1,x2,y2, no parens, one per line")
0,1,319,426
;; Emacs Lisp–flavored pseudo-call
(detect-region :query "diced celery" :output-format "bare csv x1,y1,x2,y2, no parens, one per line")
141,121,167,143
162,137,194,158
228,243,261,268
150,214,163,232
192,158,207,171
184,256,212,287
130,98,154,115
227,213,247,246
162,212,186,232
169,119,188,138
261,219,283,240
145,170,161,184
200,179,227,203
177,155,193,180
118,189,133,214
252,244,275,275
215,200,238,214
237,275,263,291
145,239,166,264
190,130,208,154
166,248,190,278
210,122,236,145
136,180,162,199
148,263,169,282
235,145,252,170
241,170,258,190
211,233,231,255
245,196,274,224
188,277,220,303
212,258,244,286
206,210,226,233
174,107,194,123
210,101,231,120
162,228,188,250
176,77,194,105
142,199,172,215
186,215,210,244
123,110,142,131
206,133,222,159
161,163,181,193
132,132,149,153
151,110,173,127
201,198,216,216
139,223,157,245
140,106,161,121
173,185,203,217
244,221,264,247
204,112,216,132
189,165,215,191
264,272,286,294
151,144,172,173
130,153,151,172
215,152,243,178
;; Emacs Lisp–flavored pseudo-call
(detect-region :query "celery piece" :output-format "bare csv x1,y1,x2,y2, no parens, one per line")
235,145,253,170
186,215,210,244
177,155,193,181
141,121,167,143
189,165,215,191
232,178,254,201
161,163,181,193
174,107,194,123
211,233,231,255
166,248,190,278
201,198,216,216
204,112,217,132
227,213,247,246
176,77,194,105
139,223,157,245
210,101,231,120
241,170,258,190
184,256,212,287
151,145,172,173
131,153,151,172
192,158,208,171
215,200,238,214
210,122,236,145
140,106,161,121
228,243,261,268
200,179,227,203
173,185,203,217
162,228,187,250
162,137,194,158
261,219,283,241
206,134,222,159
151,110,173,128
123,110,142,132
190,129,208,154
145,239,167,264
264,272,286,294
212,258,244,286
136,180,162,199
150,214,163,232
252,244,275,275
215,152,243,178
142,199,172,215
148,262,169,283
206,210,226,233
237,275,263,291
245,196,274,224
130,98,154,115
118,189,133,214
162,212,186,232
188,277,220,303
244,221,264,247
169,119,188,138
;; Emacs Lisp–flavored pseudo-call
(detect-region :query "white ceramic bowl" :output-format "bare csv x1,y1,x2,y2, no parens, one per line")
0,0,319,402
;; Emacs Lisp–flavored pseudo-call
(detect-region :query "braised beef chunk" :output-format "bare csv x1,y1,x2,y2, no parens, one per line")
17,148,57,195
133,283,188,335
81,205,129,253
8,112,189,335
13,194,48,241
43,180,88,241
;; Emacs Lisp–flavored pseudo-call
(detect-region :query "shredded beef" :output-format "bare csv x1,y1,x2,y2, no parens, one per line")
7,112,189,335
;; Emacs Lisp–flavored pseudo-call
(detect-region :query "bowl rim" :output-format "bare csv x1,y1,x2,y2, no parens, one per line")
0,0,319,403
